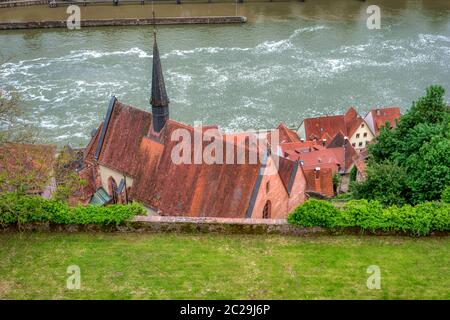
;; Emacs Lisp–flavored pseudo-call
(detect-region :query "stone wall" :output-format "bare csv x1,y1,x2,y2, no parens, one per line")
0,215,328,236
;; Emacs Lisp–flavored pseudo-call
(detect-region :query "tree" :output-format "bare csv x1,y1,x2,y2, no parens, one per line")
0,90,38,144
357,85,450,205
350,160,409,207
53,146,86,203
405,134,450,204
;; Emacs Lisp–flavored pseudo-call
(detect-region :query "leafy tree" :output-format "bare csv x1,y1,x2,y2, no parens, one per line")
405,134,450,204
442,186,450,204
350,160,409,207
53,147,86,203
0,90,38,144
357,85,450,205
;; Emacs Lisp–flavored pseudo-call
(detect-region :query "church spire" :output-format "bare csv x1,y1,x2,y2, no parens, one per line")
150,31,169,132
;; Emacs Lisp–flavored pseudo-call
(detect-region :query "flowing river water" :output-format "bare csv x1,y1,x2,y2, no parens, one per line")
0,0,449,146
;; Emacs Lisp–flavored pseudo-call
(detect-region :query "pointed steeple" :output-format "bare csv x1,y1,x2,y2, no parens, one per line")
150,31,169,132
150,32,169,107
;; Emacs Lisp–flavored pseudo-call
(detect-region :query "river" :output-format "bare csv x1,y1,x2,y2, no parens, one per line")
0,0,449,146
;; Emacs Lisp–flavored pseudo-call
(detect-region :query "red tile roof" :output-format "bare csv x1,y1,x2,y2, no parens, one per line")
96,101,152,177
279,140,324,159
367,107,401,135
302,107,364,141
303,167,334,197
84,100,300,218
277,123,300,143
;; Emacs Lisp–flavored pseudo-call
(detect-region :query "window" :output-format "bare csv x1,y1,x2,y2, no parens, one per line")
361,123,365,128
108,177,118,204
266,181,270,194
263,200,271,219
363,132,367,137
365,141,369,146
358,142,363,147
356,133,360,138
352,143,356,147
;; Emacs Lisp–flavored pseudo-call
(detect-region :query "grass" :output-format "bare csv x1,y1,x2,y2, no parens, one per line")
0,233,449,299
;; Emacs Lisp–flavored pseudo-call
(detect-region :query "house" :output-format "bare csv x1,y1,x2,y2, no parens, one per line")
0,143,57,197
278,129,359,196
78,33,308,219
297,107,375,152
364,107,401,135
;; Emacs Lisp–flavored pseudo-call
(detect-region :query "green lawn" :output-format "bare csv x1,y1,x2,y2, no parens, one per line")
0,233,449,299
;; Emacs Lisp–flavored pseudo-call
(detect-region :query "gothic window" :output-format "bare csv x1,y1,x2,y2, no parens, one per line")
263,200,271,219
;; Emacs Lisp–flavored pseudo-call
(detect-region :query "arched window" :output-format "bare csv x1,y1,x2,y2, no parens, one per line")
108,177,118,204
262,200,271,219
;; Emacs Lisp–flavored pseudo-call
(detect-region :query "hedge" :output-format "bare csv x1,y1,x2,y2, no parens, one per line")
288,199,450,236
0,193,145,227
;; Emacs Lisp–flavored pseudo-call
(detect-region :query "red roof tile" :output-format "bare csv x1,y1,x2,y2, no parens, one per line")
303,167,334,197
302,107,364,141
277,123,300,143
367,107,401,134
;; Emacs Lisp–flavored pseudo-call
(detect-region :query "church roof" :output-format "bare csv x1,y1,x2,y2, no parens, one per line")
84,100,300,217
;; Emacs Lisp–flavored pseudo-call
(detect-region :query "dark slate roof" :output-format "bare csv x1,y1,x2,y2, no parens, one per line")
150,33,169,107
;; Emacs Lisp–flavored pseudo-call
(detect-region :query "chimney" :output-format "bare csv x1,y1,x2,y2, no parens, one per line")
314,167,321,194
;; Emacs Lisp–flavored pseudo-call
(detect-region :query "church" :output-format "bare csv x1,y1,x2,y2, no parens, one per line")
77,32,308,219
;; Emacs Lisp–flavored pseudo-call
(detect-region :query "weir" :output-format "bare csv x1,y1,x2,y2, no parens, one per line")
0,16,247,30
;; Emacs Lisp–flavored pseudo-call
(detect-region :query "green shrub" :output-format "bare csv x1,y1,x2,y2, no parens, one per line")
337,200,384,231
0,193,145,226
288,199,450,236
287,199,340,228
442,186,450,203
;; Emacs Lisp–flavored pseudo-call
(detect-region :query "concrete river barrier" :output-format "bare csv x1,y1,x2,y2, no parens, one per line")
0,15,247,30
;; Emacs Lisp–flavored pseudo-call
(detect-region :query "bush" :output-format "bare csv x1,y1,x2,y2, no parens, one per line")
287,199,450,236
287,199,340,228
442,186,450,203
0,193,145,227
337,200,384,232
